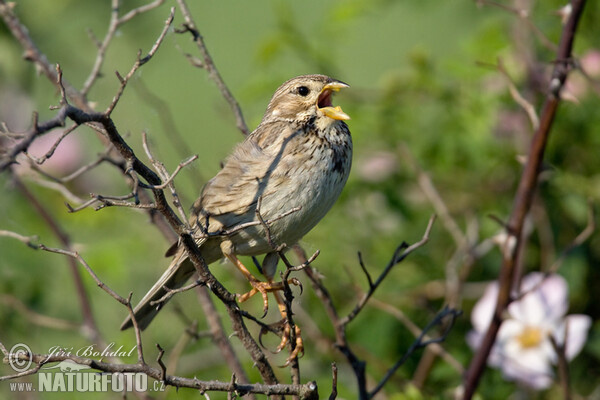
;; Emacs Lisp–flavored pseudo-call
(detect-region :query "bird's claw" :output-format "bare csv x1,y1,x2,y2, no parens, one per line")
236,278,300,317
278,324,303,367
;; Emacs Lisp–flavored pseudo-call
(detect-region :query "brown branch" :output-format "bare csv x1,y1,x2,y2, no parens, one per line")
195,286,257,400
175,0,249,136
369,307,461,398
37,244,128,305
81,0,120,95
0,1,87,109
340,214,436,327
0,0,178,244
156,343,167,382
297,216,438,400
475,0,558,52
462,1,587,398
0,294,79,331
0,230,38,248
150,280,205,306
476,59,541,130
370,298,464,374
550,333,572,400
0,346,319,398
548,201,596,273
10,174,101,343
329,362,338,400
141,131,195,225
105,7,174,115
82,0,167,95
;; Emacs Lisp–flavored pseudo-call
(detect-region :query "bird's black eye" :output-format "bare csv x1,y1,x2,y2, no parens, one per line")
297,86,310,96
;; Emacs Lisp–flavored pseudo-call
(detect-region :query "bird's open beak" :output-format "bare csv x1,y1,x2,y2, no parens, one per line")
317,82,350,120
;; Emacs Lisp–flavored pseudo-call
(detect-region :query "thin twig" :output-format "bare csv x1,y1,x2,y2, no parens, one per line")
370,298,464,373
475,0,559,52
150,280,205,306
369,307,462,398
141,131,196,225
105,7,174,115
0,0,87,108
118,0,166,24
0,230,38,248
340,214,436,326
548,201,595,273
156,343,167,382
329,362,338,400
0,294,79,331
175,0,249,136
476,59,540,130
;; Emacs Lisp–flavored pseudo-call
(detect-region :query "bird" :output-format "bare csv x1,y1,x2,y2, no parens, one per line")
121,74,352,361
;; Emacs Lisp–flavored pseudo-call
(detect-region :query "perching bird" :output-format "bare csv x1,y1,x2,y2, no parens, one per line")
121,74,352,360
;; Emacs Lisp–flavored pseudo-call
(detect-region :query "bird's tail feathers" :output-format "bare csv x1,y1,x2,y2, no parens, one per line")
120,249,195,331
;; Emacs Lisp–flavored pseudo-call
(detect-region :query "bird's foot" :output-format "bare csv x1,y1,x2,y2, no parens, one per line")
277,323,303,367
237,277,301,317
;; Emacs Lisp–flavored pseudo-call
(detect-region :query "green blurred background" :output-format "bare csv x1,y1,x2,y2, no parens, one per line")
1,0,599,398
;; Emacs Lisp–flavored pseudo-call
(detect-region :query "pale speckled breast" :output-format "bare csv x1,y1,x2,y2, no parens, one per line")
229,119,352,256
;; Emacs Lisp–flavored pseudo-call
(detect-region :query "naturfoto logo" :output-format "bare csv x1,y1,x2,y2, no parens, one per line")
7,343,165,394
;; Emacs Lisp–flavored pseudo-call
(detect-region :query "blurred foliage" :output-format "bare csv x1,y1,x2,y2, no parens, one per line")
1,0,599,399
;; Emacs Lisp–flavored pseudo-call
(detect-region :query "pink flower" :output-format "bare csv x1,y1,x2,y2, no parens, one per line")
467,272,591,389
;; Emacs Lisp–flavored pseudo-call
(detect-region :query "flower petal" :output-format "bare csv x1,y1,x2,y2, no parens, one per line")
500,347,554,389
471,281,499,332
509,273,568,324
554,314,592,361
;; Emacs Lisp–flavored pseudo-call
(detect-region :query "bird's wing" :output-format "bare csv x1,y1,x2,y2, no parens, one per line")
192,122,297,223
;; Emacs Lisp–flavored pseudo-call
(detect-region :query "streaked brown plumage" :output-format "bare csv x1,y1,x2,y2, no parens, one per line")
121,75,352,358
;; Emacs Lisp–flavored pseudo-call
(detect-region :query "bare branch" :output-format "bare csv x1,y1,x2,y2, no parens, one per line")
369,307,462,398
118,0,166,24
329,362,338,400
370,298,464,373
84,0,168,95
476,59,540,130
0,294,79,331
475,0,558,52
175,0,249,136
401,145,466,247
340,214,436,327
0,344,319,397
150,280,205,307
0,0,87,108
463,2,588,398
141,131,195,225
548,201,596,273
105,7,175,115
156,343,167,382
0,230,38,248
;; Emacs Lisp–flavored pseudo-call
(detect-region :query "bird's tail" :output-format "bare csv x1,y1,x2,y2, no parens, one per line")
120,249,196,331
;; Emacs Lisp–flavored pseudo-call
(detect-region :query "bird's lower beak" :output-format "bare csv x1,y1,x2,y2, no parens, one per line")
317,82,350,120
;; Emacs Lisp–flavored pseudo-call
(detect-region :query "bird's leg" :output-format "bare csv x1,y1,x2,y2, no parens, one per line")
262,252,303,365
222,244,304,364
226,252,283,315
220,242,295,317
271,289,304,366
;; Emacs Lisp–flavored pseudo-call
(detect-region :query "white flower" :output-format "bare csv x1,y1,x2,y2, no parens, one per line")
467,272,592,389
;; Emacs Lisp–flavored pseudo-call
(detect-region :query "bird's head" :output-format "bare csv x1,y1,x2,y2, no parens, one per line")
263,74,350,124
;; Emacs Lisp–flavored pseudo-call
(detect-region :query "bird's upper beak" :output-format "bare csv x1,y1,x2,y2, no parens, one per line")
317,81,350,120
